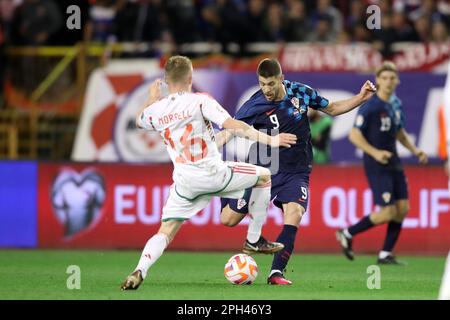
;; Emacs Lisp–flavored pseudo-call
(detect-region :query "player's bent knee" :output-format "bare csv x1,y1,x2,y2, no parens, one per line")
284,207,305,226
395,209,408,222
375,206,396,224
397,209,408,220
257,167,271,176
220,208,242,227
256,174,271,187
370,214,385,225
221,215,238,227
397,202,409,220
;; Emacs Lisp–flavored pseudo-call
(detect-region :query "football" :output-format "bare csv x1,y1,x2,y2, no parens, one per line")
224,253,258,285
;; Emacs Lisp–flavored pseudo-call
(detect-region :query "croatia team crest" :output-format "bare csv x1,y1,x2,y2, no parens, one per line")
291,97,306,114
237,198,247,210
382,192,392,204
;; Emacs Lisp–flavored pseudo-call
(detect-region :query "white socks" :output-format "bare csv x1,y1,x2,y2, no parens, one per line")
343,229,353,239
135,233,169,279
246,182,271,244
379,250,391,259
269,269,282,277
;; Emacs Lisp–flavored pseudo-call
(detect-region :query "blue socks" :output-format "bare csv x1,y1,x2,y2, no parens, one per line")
382,221,403,252
348,216,375,236
271,224,298,273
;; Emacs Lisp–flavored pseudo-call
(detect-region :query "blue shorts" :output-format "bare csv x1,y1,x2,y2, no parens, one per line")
220,172,310,213
366,170,408,206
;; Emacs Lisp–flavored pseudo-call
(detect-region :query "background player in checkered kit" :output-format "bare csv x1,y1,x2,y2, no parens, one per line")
336,61,428,265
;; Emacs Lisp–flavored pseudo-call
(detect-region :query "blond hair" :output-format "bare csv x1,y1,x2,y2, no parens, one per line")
376,61,398,77
164,55,193,84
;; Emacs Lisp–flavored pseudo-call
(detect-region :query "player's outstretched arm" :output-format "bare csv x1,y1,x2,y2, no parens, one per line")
349,127,392,164
396,129,428,164
323,81,377,116
135,79,163,129
222,118,297,148
215,129,234,148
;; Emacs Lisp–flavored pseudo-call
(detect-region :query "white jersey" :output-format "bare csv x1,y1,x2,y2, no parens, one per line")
137,91,231,189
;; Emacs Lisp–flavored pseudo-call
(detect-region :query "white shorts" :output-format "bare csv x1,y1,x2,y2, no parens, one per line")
162,162,269,221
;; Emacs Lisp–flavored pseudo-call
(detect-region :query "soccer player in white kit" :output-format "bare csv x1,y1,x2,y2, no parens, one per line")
121,56,297,290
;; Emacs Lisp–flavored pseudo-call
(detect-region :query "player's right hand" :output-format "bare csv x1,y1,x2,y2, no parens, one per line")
148,79,163,102
373,149,393,164
271,133,297,148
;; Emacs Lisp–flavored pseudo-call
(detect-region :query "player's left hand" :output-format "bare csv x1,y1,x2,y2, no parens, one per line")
415,150,428,164
359,80,377,102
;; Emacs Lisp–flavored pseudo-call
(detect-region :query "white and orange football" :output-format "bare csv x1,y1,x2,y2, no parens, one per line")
224,253,258,285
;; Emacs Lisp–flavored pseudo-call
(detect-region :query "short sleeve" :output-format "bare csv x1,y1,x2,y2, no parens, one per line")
200,96,232,128
136,108,156,131
305,85,329,110
234,100,257,125
391,96,405,130
354,104,371,131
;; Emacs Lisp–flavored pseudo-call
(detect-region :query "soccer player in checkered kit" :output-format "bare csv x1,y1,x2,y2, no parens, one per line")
337,61,428,265
121,56,297,290
218,58,377,284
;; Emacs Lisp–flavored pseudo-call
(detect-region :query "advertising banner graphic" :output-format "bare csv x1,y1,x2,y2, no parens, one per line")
71,60,169,162
0,161,37,247
280,43,450,72
38,163,450,254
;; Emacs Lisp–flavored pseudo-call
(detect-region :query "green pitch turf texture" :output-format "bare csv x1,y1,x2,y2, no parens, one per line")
0,250,445,300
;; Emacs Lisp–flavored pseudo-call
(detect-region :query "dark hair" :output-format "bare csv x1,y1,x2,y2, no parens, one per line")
257,58,282,78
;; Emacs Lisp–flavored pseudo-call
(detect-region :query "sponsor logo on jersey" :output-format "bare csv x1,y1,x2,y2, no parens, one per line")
266,108,276,116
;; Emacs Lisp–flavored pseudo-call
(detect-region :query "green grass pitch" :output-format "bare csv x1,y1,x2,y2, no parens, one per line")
0,250,445,300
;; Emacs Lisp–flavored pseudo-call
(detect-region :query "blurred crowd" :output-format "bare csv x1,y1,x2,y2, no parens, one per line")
0,0,448,51
0,0,448,107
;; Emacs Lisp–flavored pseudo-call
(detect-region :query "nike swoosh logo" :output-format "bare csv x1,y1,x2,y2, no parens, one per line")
266,108,276,116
